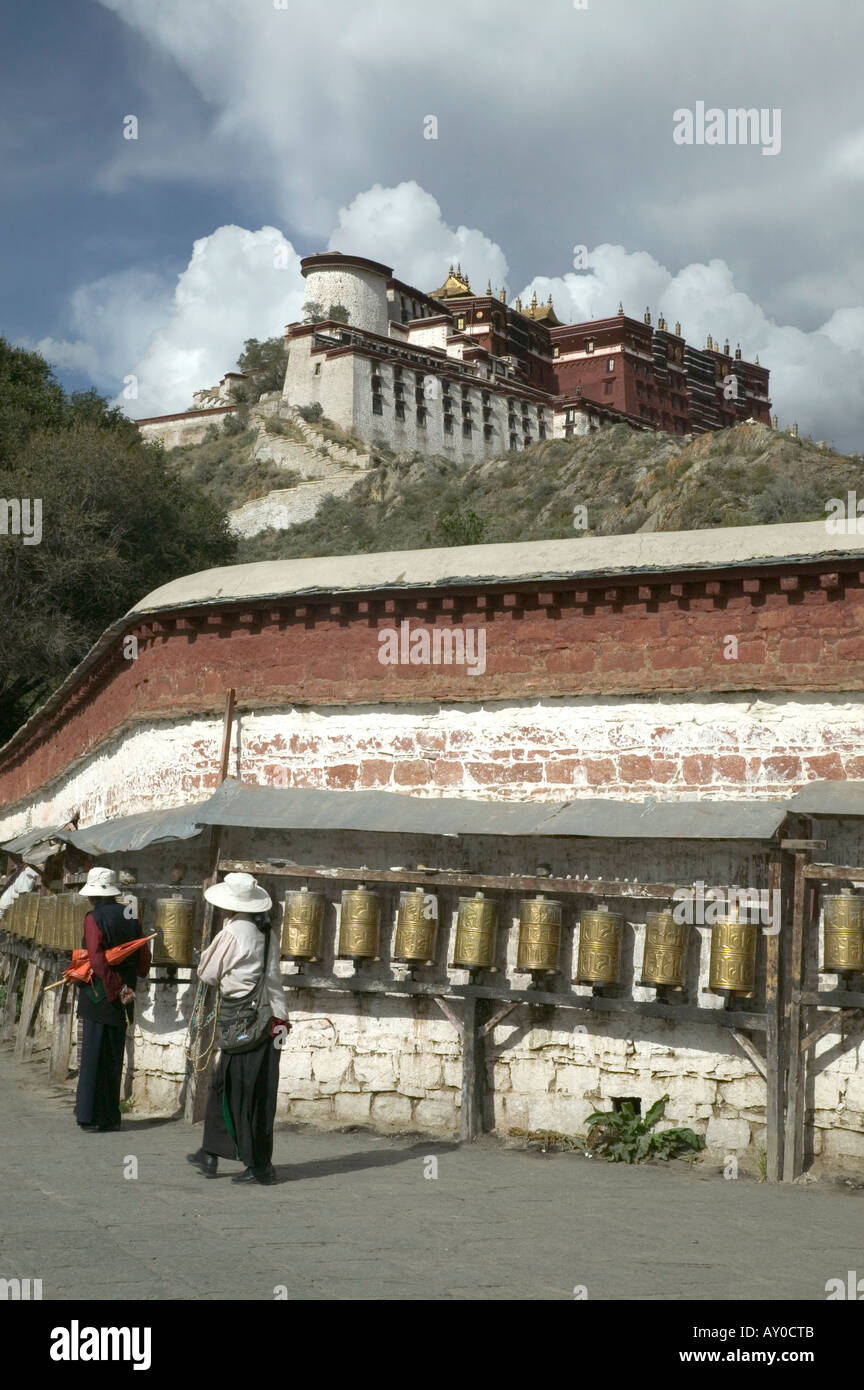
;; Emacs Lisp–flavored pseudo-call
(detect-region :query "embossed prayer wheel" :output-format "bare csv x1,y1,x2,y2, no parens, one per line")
22,892,40,942
4,894,22,937
338,886,382,961
37,895,58,949
57,893,83,953
640,909,689,989
576,906,623,986
281,887,325,961
822,888,864,973
451,893,499,971
708,915,758,996
152,897,195,966
517,895,563,975
393,888,438,966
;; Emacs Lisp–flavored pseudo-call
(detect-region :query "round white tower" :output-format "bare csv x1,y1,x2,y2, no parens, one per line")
300,252,392,336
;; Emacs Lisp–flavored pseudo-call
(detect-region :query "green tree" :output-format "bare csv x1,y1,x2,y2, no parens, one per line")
235,337,287,400
0,345,236,745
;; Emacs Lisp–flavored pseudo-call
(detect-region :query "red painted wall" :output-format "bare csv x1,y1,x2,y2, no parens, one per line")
1,559,863,811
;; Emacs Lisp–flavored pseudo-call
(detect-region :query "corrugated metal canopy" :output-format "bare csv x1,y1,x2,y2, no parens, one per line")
788,781,864,817
193,779,787,841
2,782,790,856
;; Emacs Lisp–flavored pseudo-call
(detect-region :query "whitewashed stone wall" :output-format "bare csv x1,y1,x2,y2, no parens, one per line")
4,694,864,842
229,473,368,537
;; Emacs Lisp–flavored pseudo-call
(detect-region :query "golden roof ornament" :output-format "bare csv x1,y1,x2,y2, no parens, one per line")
516,296,523,312
617,301,624,315
658,313,667,331
486,279,492,295
675,321,681,336
755,353,760,365
500,287,507,302
643,307,651,325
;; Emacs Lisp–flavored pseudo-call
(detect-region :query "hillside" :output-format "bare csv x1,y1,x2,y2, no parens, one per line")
215,420,864,562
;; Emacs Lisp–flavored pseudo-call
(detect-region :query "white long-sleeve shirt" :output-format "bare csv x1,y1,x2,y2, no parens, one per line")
196,916,288,1020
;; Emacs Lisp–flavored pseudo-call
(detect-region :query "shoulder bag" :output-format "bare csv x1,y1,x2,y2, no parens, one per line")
215,926,274,1055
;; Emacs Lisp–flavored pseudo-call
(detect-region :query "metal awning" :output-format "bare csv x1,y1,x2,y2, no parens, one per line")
193,779,787,841
2,780,791,857
788,781,864,817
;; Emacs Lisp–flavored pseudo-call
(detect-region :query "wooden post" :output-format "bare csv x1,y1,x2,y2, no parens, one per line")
459,996,490,1142
49,981,76,1082
782,851,809,1182
183,689,235,1124
764,852,784,1183
15,959,45,1061
0,955,22,1040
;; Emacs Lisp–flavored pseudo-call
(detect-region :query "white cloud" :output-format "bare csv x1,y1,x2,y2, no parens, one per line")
327,181,508,295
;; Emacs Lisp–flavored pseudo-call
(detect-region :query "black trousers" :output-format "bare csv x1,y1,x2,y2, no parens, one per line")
202,1035,280,1170
75,1019,126,1127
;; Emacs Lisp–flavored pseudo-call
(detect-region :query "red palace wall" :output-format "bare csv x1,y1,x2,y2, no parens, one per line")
2,555,864,815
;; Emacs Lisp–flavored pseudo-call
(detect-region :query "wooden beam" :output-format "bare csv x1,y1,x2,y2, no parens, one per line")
282,974,767,1029
780,840,826,851
731,1028,767,1081
800,1008,864,1054
803,863,864,881
783,851,809,1183
432,996,463,1037
220,859,752,903
459,996,487,1142
479,1002,520,1038
0,955,22,1040
764,851,784,1181
48,981,75,1082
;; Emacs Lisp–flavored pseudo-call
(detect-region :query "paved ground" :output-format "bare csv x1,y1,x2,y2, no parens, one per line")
0,1045,860,1301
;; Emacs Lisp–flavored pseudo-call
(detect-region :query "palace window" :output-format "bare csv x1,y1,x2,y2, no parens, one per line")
607,357,615,372
313,362,322,376
444,415,454,435
463,421,472,437
457,316,465,331
509,433,519,450
416,408,427,428
585,338,595,353
553,346,560,358
604,381,613,396
372,395,383,415
395,402,406,420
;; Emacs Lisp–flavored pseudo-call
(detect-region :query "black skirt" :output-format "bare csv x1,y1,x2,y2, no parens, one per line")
202,1035,280,1169
75,1018,126,1128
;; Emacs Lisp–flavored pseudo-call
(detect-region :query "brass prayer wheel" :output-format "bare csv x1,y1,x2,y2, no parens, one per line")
640,909,689,989
822,889,864,973
708,916,758,996
4,894,22,937
393,888,438,965
338,886,382,961
57,893,82,953
517,895,563,974
281,887,325,961
451,893,499,971
36,895,58,949
23,892,40,941
152,897,195,966
576,906,623,985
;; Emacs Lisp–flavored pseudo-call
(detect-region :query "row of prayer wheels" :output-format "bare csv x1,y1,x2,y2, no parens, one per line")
1,892,83,952
280,888,769,995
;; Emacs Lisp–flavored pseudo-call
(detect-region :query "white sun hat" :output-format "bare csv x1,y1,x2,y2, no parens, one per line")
79,866,121,898
204,872,272,914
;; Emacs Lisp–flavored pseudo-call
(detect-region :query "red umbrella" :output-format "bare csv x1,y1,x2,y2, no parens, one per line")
45,934,156,989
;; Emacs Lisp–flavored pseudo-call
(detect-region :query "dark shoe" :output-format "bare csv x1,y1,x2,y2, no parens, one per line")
77,1122,100,1132
231,1165,276,1185
187,1148,218,1177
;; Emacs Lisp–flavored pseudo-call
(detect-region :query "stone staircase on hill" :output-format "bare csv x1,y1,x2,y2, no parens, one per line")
227,398,375,537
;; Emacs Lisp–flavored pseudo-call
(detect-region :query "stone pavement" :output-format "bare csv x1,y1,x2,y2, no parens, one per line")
0,1045,859,1302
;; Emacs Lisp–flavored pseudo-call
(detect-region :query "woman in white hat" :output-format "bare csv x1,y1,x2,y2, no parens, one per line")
188,872,289,1185
75,866,151,1133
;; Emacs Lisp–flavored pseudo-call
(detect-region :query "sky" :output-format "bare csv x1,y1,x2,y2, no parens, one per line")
3,0,864,449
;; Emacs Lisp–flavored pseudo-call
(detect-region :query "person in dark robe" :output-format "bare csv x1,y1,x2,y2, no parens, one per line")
74,866,151,1133
188,872,289,1185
